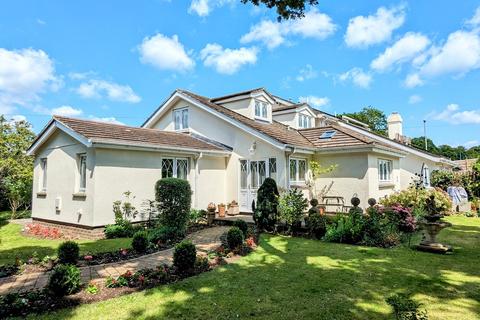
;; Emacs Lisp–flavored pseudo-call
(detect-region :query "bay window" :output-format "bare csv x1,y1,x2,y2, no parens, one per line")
378,159,392,182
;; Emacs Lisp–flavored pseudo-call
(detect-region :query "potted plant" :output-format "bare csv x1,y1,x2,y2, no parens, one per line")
218,203,226,217
207,202,216,225
227,200,239,216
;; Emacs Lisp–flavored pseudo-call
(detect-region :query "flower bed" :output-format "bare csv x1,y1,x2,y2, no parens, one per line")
23,223,63,239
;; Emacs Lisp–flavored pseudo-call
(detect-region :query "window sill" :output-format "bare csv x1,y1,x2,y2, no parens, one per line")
36,191,47,197
379,182,395,189
174,128,189,133
72,192,87,198
254,116,270,123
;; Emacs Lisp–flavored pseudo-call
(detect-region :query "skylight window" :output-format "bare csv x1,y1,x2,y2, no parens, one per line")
320,130,336,139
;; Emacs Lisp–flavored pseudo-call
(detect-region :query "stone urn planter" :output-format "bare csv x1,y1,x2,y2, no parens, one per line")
218,203,226,217
207,202,216,225
416,195,453,254
227,200,239,216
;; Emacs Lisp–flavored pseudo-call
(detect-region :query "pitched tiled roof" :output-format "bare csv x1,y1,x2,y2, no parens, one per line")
272,103,308,112
178,89,315,149
53,116,228,152
211,87,272,102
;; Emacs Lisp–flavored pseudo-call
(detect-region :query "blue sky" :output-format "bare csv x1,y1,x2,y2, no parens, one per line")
1,0,480,147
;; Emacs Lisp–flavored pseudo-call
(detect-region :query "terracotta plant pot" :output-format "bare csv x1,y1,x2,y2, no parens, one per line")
218,204,226,217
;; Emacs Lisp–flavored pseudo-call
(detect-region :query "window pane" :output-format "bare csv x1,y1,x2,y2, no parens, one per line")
299,160,306,182
250,161,258,188
174,111,180,130
262,103,267,118
258,161,266,185
80,155,87,190
41,158,47,191
176,159,188,180
289,159,297,181
182,109,188,129
162,159,174,178
240,160,248,189
269,158,277,181
255,101,260,117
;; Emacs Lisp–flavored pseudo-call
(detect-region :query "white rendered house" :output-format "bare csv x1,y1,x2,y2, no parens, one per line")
27,88,454,237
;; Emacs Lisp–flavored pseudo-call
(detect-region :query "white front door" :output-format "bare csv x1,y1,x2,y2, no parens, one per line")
239,159,267,212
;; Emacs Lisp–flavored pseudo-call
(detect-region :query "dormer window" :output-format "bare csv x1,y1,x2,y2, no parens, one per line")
254,100,268,120
298,114,312,128
174,108,189,131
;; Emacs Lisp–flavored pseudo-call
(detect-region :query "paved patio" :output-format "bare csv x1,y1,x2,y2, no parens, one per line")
0,226,228,295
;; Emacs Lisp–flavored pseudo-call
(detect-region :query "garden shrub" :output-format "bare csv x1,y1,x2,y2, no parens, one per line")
226,227,244,250
253,177,279,231
324,214,364,244
380,186,452,213
47,264,81,296
386,294,428,320
232,219,248,237
57,241,79,265
104,224,133,239
188,209,204,225
131,231,149,253
278,188,308,232
148,225,182,246
173,240,197,274
308,213,328,239
194,256,210,273
431,170,454,191
155,178,191,236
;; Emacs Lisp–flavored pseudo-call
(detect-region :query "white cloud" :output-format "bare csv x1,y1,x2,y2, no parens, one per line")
240,9,336,49
50,105,83,117
408,94,422,104
76,79,141,103
200,44,258,74
345,5,406,48
139,33,195,72
467,6,480,27
339,68,372,88
462,140,479,148
432,103,480,124
88,116,124,125
371,33,430,71
419,30,480,78
404,73,423,88
188,0,234,17
299,96,330,108
296,64,317,82
0,48,60,113
68,71,96,80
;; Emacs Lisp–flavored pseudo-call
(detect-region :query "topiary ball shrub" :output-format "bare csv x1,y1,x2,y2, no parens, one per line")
155,178,192,236
227,227,244,250
48,264,81,296
232,219,248,237
173,240,197,274
57,241,80,265
253,177,280,231
132,231,149,253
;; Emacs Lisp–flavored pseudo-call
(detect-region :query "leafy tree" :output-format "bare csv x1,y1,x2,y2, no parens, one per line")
240,0,318,20
342,106,388,136
411,136,438,154
0,116,35,218
278,188,308,233
253,177,279,231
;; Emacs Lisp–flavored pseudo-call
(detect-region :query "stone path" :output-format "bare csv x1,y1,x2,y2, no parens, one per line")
0,226,228,295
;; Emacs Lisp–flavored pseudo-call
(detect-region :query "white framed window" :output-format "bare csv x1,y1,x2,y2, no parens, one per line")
173,108,189,131
378,159,392,182
289,158,307,184
79,154,87,192
40,158,47,192
268,158,277,181
161,158,189,180
298,114,312,129
422,164,430,187
254,100,268,119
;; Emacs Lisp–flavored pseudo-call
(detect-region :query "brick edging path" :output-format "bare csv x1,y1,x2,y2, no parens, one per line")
0,226,229,295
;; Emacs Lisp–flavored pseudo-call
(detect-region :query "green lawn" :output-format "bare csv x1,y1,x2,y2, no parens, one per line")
33,216,480,320
0,223,131,265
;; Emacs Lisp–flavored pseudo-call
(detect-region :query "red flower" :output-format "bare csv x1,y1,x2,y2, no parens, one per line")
84,255,93,261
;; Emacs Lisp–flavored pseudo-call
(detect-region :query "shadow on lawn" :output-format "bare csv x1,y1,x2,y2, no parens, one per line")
44,222,480,320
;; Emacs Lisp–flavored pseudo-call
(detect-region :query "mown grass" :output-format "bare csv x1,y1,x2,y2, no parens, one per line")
32,216,480,320
0,222,131,265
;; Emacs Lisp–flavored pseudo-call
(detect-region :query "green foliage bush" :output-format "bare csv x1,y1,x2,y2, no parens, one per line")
155,178,191,236
47,264,81,296
380,186,452,213
253,177,279,230
386,294,428,320
226,227,244,250
104,224,134,239
173,240,196,274
232,219,248,237
430,170,454,190
57,241,79,265
278,188,308,231
131,231,149,253
307,213,328,239
148,225,182,246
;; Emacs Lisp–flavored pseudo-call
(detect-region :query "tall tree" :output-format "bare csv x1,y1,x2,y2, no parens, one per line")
240,0,318,20
342,106,388,136
0,116,35,218
411,136,438,154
